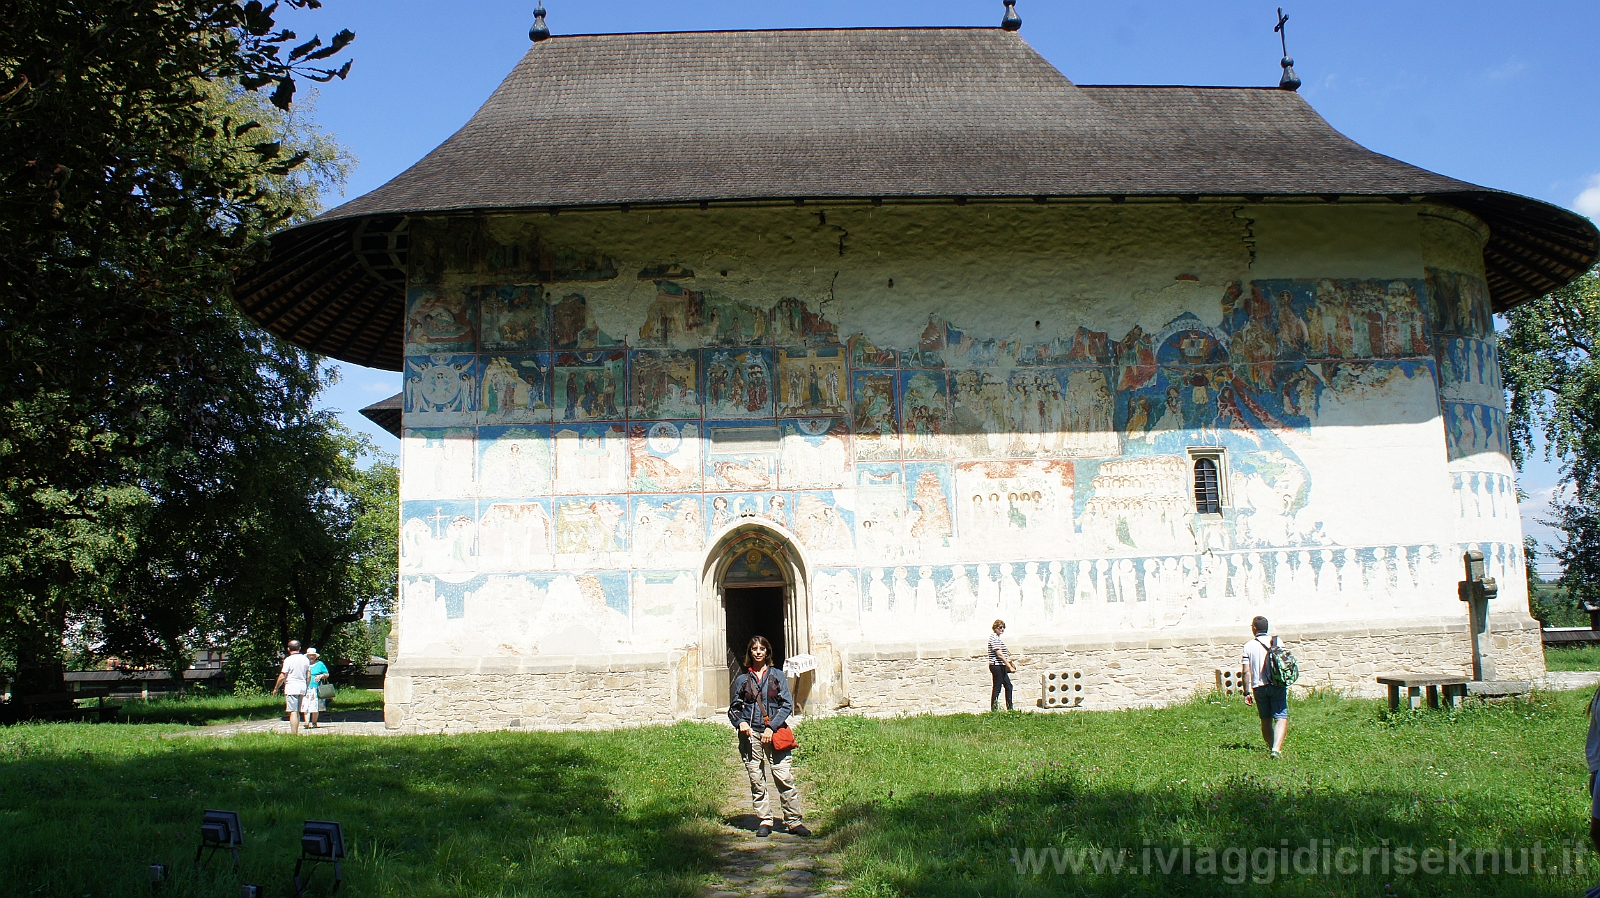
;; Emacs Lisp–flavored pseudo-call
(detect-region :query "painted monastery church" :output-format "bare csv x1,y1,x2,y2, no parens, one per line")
235,17,1599,731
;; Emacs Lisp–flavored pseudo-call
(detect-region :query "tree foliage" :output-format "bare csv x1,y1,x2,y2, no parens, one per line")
1501,262,1600,604
1544,500,1600,609
0,1,385,698
1502,264,1600,492
202,427,398,683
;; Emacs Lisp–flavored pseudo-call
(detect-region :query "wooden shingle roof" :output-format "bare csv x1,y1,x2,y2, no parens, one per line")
233,27,1599,371
360,392,403,438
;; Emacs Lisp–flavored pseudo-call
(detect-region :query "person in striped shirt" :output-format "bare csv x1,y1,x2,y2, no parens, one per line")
988,619,1016,711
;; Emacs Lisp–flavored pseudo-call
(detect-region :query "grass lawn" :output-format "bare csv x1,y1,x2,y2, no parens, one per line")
0,718,731,897
5,689,1597,897
1545,645,1600,672
113,688,386,726
805,689,1595,897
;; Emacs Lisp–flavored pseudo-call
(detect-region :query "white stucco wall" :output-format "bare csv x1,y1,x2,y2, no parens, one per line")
383,201,1537,730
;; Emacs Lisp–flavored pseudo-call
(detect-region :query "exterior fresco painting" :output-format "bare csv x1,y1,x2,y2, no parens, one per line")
1424,265,1525,605
399,252,1529,661
479,285,550,352
377,199,1548,733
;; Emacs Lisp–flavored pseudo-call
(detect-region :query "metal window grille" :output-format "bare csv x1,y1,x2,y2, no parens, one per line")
1194,457,1221,514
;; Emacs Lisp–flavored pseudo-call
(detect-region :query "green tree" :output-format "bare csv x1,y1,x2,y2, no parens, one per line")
68,85,353,692
1545,501,1600,613
205,425,398,687
1501,262,1600,610
0,1,354,700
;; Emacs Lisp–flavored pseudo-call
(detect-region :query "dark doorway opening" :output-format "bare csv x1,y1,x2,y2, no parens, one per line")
724,586,786,680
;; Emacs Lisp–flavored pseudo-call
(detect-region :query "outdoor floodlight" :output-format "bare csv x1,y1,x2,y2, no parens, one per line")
148,863,168,888
241,885,265,898
293,820,345,896
196,809,243,870
300,820,343,859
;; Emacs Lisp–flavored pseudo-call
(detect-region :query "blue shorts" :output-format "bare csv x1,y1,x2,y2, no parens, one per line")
1253,685,1288,721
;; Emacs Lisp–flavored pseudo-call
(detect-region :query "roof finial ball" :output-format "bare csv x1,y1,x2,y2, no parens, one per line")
1001,1,1022,32
529,3,550,42
1274,7,1301,91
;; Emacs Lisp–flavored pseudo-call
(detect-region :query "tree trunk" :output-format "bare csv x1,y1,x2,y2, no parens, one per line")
164,645,191,698
10,593,70,716
313,597,370,657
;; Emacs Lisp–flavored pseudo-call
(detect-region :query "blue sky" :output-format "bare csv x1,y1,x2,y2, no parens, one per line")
287,1,1600,568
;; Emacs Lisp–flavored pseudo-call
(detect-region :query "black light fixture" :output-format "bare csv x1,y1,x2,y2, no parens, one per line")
196,809,243,870
293,820,345,896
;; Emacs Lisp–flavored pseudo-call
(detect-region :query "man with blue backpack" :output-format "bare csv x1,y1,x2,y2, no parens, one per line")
1241,615,1298,758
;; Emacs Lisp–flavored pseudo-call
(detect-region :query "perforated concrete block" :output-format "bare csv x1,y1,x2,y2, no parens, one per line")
1215,668,1244,696
1041,670,1085,708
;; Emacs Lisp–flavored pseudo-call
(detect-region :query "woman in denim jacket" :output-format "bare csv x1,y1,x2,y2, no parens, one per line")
728,636,809,837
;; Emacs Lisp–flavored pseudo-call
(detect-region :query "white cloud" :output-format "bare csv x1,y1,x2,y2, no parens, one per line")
1484,58,1526,82
1575,174,1600,219
1520,483,1572,563
1519,484,1562,519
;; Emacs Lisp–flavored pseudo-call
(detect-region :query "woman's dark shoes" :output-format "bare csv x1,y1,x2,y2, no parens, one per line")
756,824,773,837
784,823,812,837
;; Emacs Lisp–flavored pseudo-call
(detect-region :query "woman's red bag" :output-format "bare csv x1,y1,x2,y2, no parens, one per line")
771,724,796,751
754,668,797,750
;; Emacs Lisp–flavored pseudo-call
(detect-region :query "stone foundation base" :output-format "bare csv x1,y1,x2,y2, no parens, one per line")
382,617,1544,732
383,651,692,733
840,615,1544,714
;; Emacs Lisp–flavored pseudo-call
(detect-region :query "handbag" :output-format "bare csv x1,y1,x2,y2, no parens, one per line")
770,724,796,751
759,676,797,751
317,683,337,700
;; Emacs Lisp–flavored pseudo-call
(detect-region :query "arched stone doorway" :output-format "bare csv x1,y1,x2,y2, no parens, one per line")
699,522,812,710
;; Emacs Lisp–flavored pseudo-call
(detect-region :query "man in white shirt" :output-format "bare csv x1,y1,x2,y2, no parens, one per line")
272,640,312,735
1241,615,1288,758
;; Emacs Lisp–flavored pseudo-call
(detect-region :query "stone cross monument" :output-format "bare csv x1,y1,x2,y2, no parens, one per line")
1458,549,1499,681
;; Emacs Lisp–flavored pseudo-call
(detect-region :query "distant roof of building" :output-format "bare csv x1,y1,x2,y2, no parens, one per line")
233,27,1598,371
360,392,402,438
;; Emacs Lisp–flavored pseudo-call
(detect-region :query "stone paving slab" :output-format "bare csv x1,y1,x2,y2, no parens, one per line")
1542,671,1600,691
165,709,394,739
166,673,1599,741
708,760,847,898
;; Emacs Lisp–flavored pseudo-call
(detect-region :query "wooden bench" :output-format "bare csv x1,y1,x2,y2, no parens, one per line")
1542,627,1600,647
9,691,120,722
21,687,114,708
65,667,227,701
20,691,80,706
65,686,112,706
1376,674,1470,711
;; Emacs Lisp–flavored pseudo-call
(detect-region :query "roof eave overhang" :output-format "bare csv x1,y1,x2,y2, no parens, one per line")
359,392,404,438
232,191,1598,371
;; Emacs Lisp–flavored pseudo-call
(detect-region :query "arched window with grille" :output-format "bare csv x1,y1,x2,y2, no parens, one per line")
1193,456,1222,515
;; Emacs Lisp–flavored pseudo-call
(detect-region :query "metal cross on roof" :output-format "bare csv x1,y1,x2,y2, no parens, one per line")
1275,7,1301,91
